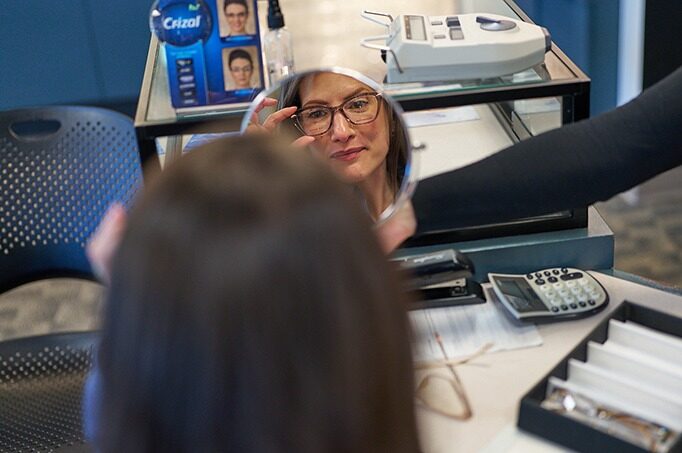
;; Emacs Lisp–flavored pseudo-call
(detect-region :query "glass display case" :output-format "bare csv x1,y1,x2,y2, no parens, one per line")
134,0,590,243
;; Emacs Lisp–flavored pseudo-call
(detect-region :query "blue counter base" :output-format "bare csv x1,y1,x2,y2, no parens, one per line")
395,207,614,282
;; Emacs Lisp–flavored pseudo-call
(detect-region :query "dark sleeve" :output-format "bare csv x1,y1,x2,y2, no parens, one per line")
413,65,682,233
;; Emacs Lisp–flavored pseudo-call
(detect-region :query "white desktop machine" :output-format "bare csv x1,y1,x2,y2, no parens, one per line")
361,12,552,83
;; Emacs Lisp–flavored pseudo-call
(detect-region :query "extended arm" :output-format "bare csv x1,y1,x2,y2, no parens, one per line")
413,66,682,233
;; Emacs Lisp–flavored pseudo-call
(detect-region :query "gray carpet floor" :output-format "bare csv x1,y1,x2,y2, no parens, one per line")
596,167,682,289
0,279,103,341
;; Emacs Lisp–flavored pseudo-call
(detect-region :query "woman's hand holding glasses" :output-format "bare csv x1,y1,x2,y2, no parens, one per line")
245,97,315,148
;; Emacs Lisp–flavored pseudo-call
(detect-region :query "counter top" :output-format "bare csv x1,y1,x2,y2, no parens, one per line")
416,271,682,452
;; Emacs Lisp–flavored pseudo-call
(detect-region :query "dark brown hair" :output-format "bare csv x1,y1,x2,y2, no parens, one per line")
95,135,419,452
228,48,252,68
278,72,408,196
224,0,248,14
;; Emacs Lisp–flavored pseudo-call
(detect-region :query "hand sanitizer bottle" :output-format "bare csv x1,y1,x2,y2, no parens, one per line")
263,0,294,85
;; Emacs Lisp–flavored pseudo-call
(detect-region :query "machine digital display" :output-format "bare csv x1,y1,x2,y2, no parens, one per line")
405,15,426,41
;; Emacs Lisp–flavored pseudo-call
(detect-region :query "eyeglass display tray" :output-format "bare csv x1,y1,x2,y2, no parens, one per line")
517,301,682,453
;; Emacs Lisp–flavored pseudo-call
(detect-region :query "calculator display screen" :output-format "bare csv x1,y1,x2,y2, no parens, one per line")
496,277,548,313
404,16,426,41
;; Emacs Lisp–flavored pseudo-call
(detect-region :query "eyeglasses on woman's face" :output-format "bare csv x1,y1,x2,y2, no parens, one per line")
291,93,382,136
230,65,253,74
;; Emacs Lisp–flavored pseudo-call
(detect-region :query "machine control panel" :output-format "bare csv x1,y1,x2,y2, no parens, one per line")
361,12,551,83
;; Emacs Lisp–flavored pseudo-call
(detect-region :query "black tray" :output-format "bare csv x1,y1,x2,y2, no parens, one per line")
518,301,682,453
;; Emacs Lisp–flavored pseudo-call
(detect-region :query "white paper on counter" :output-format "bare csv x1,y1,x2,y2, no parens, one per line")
403,106,480,128
410,287,543,363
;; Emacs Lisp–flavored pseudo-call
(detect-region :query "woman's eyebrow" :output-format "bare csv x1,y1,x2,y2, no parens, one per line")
301,88,372,108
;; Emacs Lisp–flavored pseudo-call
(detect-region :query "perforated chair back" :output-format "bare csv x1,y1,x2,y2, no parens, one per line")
0,106,144,292
0,107,141,451
0,332,98,452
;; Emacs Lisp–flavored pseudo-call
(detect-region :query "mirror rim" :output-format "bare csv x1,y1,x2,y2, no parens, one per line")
239,66,418,226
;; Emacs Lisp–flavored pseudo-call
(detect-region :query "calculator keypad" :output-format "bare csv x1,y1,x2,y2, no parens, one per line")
527,267,606,314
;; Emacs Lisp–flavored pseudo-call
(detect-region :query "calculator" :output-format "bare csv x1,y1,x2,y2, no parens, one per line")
488,268,609,322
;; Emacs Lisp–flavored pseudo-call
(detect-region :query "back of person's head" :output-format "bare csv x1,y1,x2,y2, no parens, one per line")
95,135,419,452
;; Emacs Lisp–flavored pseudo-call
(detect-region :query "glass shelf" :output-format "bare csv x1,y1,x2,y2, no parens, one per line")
133,0,591,243
134,0,588,148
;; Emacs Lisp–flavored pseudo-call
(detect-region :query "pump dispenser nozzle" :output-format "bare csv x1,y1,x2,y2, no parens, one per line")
267,0,285,29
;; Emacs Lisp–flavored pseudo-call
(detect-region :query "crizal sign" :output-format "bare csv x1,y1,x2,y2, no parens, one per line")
151,0,265,109
163,15,202,30
150,0,212,47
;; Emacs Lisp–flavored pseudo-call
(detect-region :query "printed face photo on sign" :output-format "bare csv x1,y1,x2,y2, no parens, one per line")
219,0,256,38
222,46,261,90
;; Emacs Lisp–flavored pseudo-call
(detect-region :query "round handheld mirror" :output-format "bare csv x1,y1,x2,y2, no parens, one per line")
240,68,417,225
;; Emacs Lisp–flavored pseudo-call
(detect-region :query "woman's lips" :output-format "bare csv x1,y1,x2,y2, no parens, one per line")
330,147,364,161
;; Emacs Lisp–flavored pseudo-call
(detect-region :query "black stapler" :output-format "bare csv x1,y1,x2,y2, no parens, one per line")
392,249,486,309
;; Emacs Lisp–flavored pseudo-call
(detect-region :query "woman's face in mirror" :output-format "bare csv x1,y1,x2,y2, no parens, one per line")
297,73,392,217
243,69,412,223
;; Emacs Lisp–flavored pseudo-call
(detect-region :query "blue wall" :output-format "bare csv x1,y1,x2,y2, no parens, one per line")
515,0,621,115
1,1,624,116
0,1,151,112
